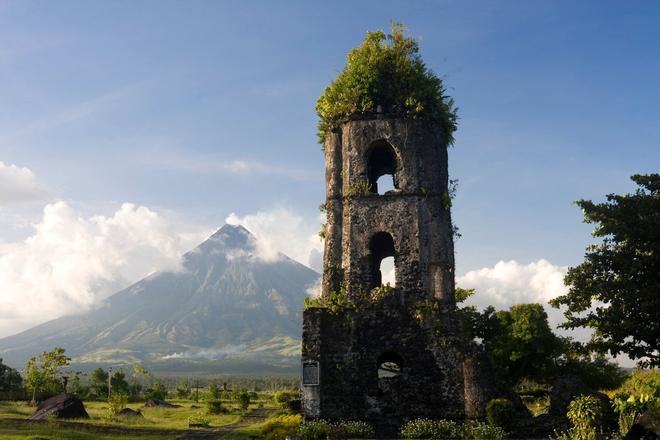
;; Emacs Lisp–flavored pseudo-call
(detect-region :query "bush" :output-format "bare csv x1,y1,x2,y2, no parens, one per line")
399,418,460,439
207,382,221,400
486,398,515,431
611,369,660,400
337,420,375,439
273,389,301,410
261,414,302,440
233,388,251,411
298,419,330,440
206,399,224,415
315,23,457,145
464,421,507,439
552,395,606,440
188,411,210,427
144,382,167,400
613,393,659,436
567,395,604,432
107,392,128,418
176,381,191,399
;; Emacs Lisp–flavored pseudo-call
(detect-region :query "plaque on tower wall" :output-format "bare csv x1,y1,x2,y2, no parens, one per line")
302,360,320,386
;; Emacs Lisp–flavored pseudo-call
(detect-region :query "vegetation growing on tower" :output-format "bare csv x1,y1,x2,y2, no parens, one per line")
315,23,458,145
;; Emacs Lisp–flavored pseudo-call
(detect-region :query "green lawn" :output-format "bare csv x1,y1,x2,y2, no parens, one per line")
0,399,275,439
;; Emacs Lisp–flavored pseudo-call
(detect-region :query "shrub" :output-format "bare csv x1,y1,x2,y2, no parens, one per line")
261,414,302,440
176,381,191,399
233,388,251,411
338,420,375,439
273,390,300,409
552,395,606,440
316,23,457,146
464,421,507,439
567,395,604,432
207,383,222,401
610,369,660,400
486,398,515,431
206,399,224,415
106,392,128,418
612,393,659,436
144,381,167,400
298,419,331,440
188,411,210,427
464,421,506,439
399,418,460,439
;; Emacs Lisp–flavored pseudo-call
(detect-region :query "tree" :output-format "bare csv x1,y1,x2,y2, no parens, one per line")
176,380,191,399
233,388,251,411
24,347,70,403
144,381,167,400
551,174,660,367
484,304,564,385
0,358,22,397
207,382,221,401
91,367,109,398
110,370,130,395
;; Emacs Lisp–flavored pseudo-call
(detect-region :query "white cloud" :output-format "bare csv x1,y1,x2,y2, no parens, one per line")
0,201,208,338
456,259,573,337
225,208,324,272
457,259,568,309
162,344,247,360
0,161,49,205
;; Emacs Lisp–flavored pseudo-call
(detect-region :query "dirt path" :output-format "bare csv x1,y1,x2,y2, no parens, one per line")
176,407,274,439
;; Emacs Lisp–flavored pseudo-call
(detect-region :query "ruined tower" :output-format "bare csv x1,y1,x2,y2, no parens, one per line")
302,114,473,435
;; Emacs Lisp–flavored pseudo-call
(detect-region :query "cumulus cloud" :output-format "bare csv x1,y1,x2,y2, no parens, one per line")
0,161,49,205
456,259,592,342
0,201,208,337
457,259,568,309
225,208,324,272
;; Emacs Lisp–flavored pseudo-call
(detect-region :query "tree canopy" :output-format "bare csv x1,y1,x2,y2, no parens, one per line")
550,174,660,367
316,23,457,145
0,358,22,394
24,347,70,403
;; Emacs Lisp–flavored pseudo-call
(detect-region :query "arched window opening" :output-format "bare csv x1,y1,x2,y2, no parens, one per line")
367,141,398,195
369,232,395,289
377,352,403,379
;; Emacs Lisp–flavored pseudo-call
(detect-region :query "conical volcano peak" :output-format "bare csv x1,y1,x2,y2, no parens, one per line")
206,224,254,248
211,223,252,241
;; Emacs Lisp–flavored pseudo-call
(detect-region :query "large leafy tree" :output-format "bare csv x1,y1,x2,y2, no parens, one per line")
0,358,22,395
551,174,660,367
485,304,564,385
24,347,70,403
458,295,625,388
91,367,109,398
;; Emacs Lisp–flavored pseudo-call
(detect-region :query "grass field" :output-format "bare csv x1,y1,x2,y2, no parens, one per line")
0,398,274,439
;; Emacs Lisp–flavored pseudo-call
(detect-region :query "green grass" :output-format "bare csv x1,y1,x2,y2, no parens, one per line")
0,398,277,439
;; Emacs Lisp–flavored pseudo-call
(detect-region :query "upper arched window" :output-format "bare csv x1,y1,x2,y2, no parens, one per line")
369,231,396,289
367,141,398,195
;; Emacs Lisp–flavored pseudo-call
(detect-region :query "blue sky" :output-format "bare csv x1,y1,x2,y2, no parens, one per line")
0,1,658,347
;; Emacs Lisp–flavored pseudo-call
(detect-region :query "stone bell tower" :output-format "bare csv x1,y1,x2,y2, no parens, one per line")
302,114,480,436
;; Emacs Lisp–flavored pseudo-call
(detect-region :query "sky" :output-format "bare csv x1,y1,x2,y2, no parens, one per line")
0,1,658,364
